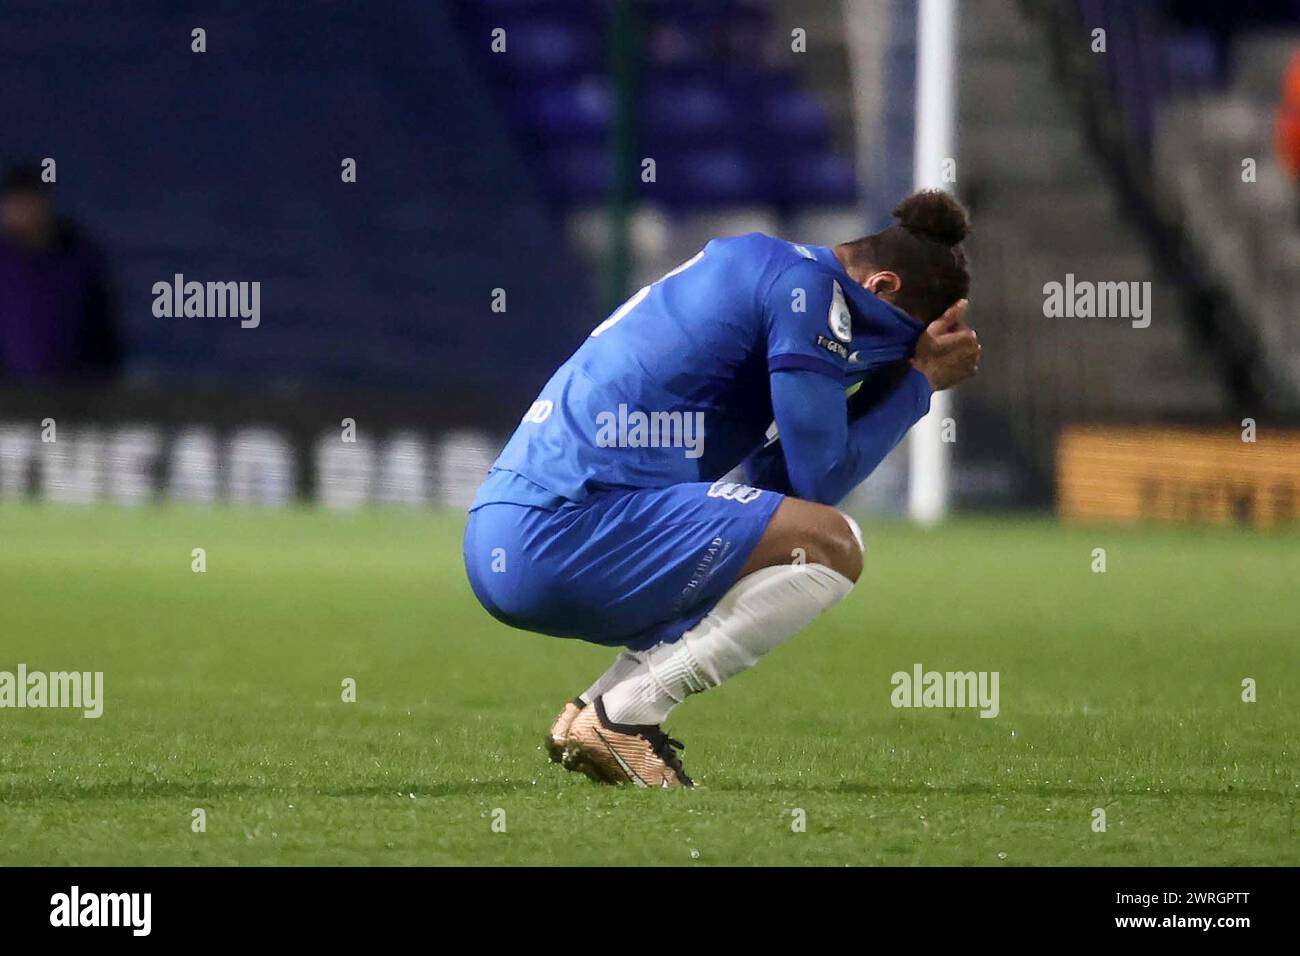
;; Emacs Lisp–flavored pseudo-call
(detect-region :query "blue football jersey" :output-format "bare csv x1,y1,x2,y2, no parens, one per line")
471,233,925,509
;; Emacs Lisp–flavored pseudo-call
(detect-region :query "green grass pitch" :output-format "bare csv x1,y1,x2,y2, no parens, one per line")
2,504,1297,866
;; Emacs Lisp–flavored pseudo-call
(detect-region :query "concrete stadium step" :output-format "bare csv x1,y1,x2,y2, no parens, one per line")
959,58,1060,124
960,0,1042,57
962,123,1098,186
789,207,869,244
1231,31,1300,103
974,209,1149,261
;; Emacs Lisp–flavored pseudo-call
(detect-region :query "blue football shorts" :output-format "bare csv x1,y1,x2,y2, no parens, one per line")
463,480,783,651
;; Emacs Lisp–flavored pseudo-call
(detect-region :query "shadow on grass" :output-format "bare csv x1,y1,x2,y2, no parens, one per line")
0,778,547,804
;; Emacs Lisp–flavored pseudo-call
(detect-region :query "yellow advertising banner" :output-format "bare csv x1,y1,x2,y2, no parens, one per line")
1057,425,1300,527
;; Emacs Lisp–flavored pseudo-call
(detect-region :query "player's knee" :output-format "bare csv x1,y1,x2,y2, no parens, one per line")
749,499,864,582
803,508,863,584
838,511,864,574
826,511,864,583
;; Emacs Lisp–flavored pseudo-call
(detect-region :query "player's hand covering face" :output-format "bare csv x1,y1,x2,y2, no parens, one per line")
911,299,980,391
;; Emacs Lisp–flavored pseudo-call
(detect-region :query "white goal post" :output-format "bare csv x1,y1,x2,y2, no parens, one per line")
907,0,958,524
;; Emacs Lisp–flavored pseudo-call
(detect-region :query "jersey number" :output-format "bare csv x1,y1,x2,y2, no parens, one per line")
589,250,705,337
521,400,554,424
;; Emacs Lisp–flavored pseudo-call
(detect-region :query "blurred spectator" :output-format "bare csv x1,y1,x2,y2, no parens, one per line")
1276,50,1300,183
0,163,120,381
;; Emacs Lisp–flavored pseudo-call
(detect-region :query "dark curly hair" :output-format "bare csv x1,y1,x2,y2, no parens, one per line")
842,190,971,324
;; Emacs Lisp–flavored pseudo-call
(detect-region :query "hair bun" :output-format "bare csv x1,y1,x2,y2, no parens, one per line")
892,189,970,247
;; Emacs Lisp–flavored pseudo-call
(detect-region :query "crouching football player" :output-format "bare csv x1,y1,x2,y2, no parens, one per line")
464,190,981,787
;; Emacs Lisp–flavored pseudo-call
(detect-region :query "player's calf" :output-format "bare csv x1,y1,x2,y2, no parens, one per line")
597,498,863,731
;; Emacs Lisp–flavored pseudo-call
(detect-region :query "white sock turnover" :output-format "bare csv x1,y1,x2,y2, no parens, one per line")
601,561,855,726
578,650,643,706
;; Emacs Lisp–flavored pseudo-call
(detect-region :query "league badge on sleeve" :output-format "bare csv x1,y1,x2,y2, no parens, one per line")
828,281,852,343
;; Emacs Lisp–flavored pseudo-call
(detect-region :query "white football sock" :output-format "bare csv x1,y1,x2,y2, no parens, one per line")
601,562,855,725
578,650,643,706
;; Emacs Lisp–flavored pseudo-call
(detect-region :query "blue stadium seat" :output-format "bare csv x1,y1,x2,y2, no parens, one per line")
640,81,746,143
516,79,613,139
0,0,599,395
